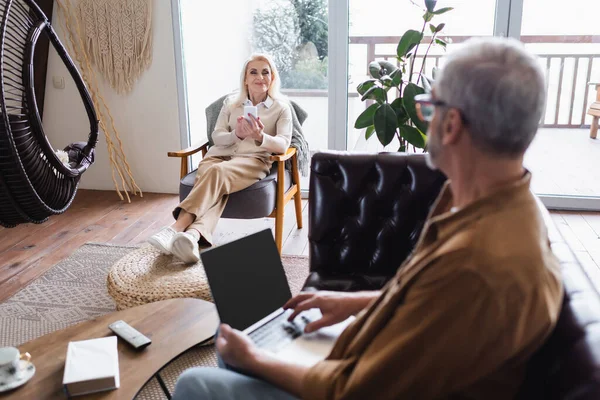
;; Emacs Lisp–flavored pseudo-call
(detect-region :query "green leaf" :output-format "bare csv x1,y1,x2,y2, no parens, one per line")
425,0,437,12
429,24,437,34
357,80,377,95
365,126,375,140
390,98,409,125
398,143,406,152
369,61,382,78
396,30,423,59
374,104,397,146
361,86,387,103
403,83,428,133
390,69,403,87
399,125,428,149
434,23,446,33
435,38,448,49
378,60,398,75
380,75,393,87
423,11,434,22
432,7,453,15
355,104,378,129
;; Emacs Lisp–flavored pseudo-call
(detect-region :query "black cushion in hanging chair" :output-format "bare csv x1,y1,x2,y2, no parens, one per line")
0,0,99,228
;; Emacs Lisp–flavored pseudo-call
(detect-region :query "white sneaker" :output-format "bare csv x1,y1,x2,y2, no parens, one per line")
171,231,200,264
147,226,177,255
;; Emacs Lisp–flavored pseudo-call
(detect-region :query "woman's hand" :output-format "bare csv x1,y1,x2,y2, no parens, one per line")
235,116,251,140
244,114,265,143
283,290,379,333
216,323,261,371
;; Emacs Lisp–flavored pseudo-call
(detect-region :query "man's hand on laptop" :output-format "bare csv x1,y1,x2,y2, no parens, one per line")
216,323,309,397
216,323,259,371
283,290,380,333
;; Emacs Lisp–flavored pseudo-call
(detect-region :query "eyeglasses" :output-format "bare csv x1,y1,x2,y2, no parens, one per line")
414,93,469,126
414,93,447,122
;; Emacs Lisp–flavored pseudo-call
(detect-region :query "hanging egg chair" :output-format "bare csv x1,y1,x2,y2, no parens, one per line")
0,0,98,228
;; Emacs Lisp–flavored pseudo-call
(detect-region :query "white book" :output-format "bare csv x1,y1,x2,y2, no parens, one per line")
63,336,120,397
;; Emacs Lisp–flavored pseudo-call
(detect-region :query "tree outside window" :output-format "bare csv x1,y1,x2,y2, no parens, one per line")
252,0,328,90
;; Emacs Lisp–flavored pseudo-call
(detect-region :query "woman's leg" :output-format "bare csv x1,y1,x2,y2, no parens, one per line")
184,156,271,246
171,209,195,233
147,156,224,255
172,156,226,229
170,156,271,262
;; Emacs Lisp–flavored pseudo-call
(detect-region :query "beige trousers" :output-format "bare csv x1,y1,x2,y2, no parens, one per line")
174,155,271,246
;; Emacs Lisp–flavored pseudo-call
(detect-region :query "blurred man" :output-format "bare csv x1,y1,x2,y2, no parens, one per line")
173,37,563,400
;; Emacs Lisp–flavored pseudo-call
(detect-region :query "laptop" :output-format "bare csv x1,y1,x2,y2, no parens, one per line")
200,229,353,366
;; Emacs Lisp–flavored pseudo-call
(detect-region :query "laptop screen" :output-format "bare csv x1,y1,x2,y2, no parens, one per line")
200,229,293,331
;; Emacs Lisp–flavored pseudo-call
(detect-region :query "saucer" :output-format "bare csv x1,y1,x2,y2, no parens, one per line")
0,360,36,393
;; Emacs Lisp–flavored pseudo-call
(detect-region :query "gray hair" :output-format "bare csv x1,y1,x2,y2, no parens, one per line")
435,37,546,157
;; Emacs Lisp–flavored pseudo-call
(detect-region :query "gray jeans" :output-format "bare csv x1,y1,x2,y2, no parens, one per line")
172,366,299,400
172,350,299,400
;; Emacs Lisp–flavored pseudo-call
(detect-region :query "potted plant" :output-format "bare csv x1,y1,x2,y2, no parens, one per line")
354,0,453,151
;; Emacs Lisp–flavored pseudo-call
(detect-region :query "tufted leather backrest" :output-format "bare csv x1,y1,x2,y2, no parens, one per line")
307,151,446,287
516,202,600,399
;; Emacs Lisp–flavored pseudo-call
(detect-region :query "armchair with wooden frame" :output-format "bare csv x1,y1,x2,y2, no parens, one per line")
167,96,304,253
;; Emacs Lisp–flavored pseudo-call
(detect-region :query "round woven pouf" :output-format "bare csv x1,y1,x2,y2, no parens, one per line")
107,245,213,311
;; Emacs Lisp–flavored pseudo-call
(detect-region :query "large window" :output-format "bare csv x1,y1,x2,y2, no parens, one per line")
179,0,328,190
347,0,499,152
519,0,600,201
251,0,329,190
176,0,600,208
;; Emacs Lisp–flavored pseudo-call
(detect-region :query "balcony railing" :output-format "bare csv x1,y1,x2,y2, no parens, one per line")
350,35,600,129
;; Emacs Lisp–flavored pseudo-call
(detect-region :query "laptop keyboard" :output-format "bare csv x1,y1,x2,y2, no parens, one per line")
249,310,316,353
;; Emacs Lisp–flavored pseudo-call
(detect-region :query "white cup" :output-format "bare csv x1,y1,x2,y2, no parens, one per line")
0,347,30,379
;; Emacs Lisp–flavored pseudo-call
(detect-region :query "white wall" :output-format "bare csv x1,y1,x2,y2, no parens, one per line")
180,0,254,150
43,0,181,193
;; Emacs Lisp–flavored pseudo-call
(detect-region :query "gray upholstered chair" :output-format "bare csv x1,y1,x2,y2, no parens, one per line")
167,96,304,252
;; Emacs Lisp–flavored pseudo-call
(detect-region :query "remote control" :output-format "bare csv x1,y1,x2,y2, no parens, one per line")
108,320,152,350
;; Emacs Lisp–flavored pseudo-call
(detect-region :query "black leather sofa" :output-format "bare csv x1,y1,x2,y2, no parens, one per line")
304,151,600,399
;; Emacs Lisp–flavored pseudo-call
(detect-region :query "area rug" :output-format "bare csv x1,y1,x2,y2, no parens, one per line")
0,243,310,399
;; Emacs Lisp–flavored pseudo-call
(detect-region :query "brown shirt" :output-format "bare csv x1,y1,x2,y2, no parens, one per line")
303,173,563,400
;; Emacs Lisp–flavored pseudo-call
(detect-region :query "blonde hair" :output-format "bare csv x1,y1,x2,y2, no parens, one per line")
230,53,284,107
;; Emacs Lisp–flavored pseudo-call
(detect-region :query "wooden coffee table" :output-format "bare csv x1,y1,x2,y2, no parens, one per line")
0,298,219,399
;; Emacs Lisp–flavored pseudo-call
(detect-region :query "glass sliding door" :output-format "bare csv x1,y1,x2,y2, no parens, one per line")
515,0,600,209
253,0,329,191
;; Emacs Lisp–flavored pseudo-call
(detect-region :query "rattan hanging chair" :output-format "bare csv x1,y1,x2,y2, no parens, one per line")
0,0,98,228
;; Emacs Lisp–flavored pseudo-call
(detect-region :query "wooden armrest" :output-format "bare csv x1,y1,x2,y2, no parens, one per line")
167,142,209,158
168,142,209,180
270,147,296,162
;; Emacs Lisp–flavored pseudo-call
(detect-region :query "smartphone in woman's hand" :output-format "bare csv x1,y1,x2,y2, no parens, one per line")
243,105,258,121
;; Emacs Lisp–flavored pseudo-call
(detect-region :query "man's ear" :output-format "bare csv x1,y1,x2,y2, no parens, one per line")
442,108,463,145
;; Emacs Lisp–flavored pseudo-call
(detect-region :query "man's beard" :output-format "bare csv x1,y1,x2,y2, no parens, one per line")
425,128,441,171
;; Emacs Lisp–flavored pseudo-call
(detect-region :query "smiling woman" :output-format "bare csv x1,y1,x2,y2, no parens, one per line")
148,53,294,264
230,54,283,109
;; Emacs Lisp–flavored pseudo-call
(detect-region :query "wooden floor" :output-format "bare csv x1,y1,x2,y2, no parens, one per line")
1,189,599,303
0,190,308,302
